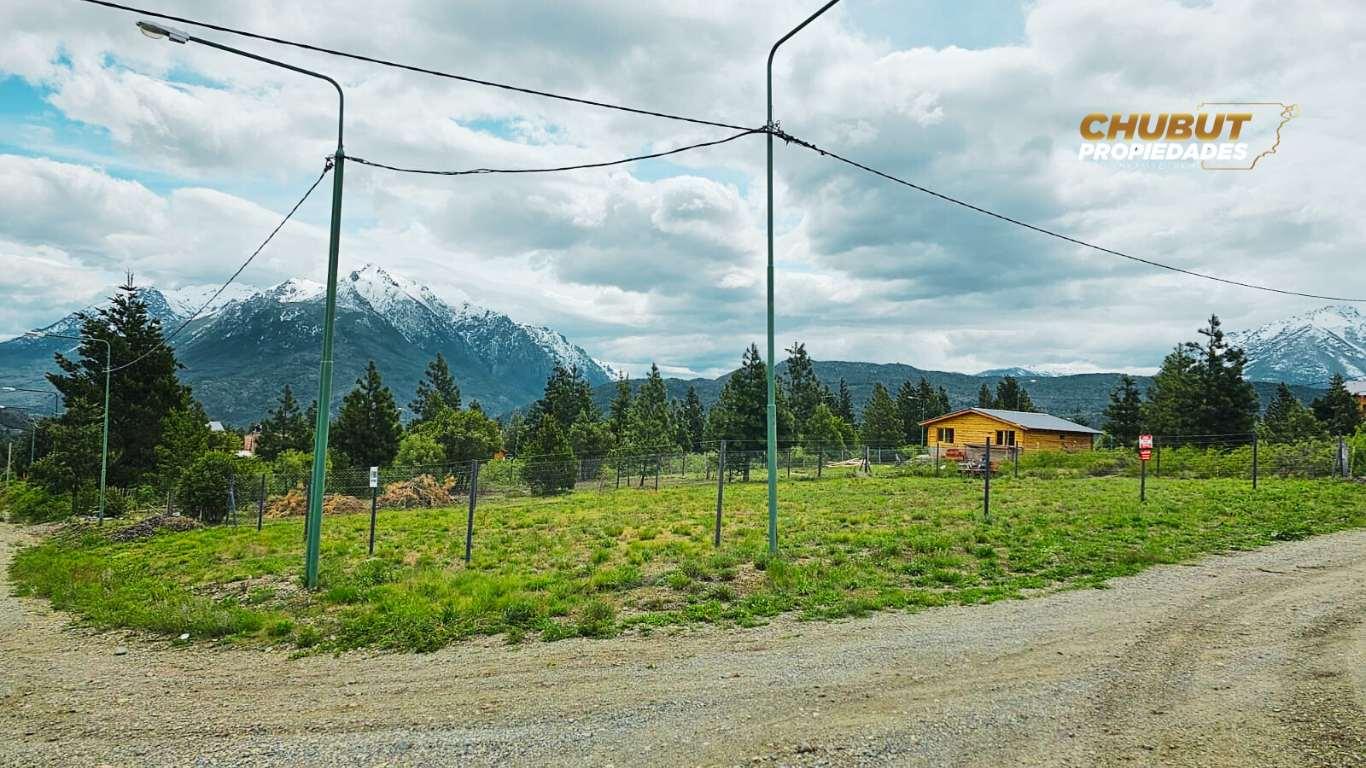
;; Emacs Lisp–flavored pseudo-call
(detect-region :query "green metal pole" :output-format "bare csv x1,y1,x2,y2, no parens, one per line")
766,0,842,556
161,29,349,589
305,147,344,589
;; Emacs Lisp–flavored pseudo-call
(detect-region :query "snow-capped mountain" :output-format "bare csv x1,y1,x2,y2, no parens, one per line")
1228,305,1366,385
0,265,611,424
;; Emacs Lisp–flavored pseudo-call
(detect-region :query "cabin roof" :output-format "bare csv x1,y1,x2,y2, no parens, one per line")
919,407,1102,434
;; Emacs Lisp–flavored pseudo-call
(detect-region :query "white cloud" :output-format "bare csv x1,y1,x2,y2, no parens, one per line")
1,0,1363,377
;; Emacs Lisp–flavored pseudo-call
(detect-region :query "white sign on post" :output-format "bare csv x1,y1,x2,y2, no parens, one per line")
369,466,379,488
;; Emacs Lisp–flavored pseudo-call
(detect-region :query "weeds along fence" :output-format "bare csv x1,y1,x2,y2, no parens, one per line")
157,434,1357,529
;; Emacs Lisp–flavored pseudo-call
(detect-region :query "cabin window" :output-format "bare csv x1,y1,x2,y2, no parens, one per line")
937,427,955,443
995,430,1016,446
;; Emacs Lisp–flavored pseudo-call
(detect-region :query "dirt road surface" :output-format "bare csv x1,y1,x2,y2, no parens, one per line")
2,523,1363,767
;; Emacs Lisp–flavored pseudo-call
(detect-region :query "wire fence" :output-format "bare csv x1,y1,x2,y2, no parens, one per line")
147,434,1359,530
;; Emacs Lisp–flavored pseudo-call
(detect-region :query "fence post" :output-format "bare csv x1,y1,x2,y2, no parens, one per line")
863,445,871,474
934,444,940,476
983,438,992,524
166,488,173,516
464,459,480,564
228,474,237,526
817,448,823,479
654,454,661,490
714,440,726,547
368,483,378,555
1013,445,1019,478
1140,454,1147,503
615,462,621,489
1251,432,1258,489
257,474,266,531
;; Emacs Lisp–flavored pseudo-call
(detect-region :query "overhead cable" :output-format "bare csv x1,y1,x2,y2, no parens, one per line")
75,0,753,132
772,128,1366,304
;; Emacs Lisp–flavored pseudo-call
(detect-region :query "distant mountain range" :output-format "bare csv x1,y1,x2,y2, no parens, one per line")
589,361,1323,428
1,272,1359,428
1227,305,1366,386
0,265,611,424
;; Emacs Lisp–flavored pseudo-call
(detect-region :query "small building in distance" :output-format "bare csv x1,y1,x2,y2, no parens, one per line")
920,408,1101,454
1347,380,1366,414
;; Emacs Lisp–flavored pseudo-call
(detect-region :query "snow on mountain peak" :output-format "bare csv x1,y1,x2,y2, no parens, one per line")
162,283,258,318
269,278,325,304
1229,304,1366,384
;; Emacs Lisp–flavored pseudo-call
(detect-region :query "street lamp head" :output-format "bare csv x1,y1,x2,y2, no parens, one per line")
137,21,189,43
0,387,13,392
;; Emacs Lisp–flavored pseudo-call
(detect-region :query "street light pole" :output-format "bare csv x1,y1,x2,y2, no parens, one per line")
135,21,344,589
766,0,842,554
1,387,59,466
0,407,38,465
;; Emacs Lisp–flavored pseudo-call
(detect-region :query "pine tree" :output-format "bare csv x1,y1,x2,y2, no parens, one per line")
992,376,1035,411
1312,374,1363,435
409,352,461,424
834,378,855,423
1102,375,1145,445
934,385,952,416
48,277,189,486
622,364,675,456
784,342,825,433
977,383,994,408
522,413,575,495
1188,315,1258,435
257,384,310,460
682,385,705,451
1143,345,1199,435
154,400,212,486
1264,383,1328,443
861,383,903,447
607,375,633,444
895,380,921,444
331,361,402,468
531,364,595,432
706,344,794,476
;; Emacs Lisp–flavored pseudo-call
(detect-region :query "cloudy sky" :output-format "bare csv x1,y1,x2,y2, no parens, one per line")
2,0,1362,377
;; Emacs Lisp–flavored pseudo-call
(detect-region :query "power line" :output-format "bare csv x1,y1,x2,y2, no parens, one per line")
772,128,1366,304
350,128,763,176
107,162,331,374
75,0,753,133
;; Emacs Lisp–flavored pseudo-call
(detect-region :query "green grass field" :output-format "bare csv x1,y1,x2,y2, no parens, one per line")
10,475,1365,652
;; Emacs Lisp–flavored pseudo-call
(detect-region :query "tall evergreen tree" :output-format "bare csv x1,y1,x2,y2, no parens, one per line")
992,376,1035,411
409,352,461,424
706,344,795,474
522,413,576,495
861,383,903,447
1102,375,1145,445
1312,374,1363,435
1143,345,1199,435
530,364,594,432
833,378,855,423
1188,315,1258,435
895,380,922,444
977,383,994,408
682,385,705,451
331,361,402,468
48,277,189,486
1264,383,1328,443
607,375,633,444
802,402,848,452
784,342,826,433
154,400,213,486
256,384,310,460
621,364,675,456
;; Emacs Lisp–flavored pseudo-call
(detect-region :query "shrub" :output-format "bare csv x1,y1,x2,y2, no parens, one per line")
179,451,237,523
0,480,70,523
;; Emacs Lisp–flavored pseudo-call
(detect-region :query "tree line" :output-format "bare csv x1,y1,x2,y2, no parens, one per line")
1101,315,1362,445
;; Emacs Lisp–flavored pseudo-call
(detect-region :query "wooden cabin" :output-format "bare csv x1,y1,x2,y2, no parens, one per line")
1348,380,1366,415
919,408,1100,456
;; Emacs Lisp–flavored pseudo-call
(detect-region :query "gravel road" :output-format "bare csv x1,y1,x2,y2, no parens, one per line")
2,523,1363,768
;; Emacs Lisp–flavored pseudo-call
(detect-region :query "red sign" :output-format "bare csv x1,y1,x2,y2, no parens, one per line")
1138,434,1154,461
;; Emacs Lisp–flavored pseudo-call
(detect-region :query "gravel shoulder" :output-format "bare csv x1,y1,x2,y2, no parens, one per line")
2,523,1363,768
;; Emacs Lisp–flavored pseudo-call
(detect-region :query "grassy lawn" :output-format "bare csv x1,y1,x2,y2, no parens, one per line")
10,475,1365,652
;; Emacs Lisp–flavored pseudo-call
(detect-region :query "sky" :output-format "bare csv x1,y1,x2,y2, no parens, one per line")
2,0,1363,378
